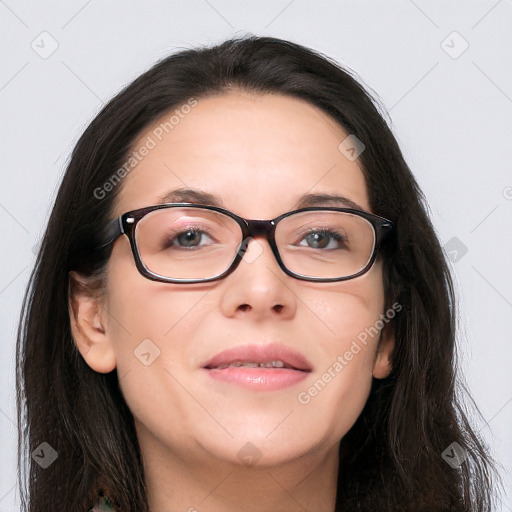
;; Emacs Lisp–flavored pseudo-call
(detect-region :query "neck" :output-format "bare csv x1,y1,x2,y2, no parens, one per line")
137,424,340,512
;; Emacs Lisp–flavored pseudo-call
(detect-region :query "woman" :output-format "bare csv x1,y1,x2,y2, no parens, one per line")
16,35,499,511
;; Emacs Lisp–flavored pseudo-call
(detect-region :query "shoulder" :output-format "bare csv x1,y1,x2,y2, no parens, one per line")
89,494,117,512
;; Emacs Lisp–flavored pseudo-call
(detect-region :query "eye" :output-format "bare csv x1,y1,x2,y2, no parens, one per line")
298,229,347,249
166,228,215,249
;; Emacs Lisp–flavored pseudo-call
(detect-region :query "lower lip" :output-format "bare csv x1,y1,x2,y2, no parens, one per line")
204,367,309,390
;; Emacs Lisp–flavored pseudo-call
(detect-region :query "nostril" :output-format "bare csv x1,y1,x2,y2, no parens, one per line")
273,304,284,313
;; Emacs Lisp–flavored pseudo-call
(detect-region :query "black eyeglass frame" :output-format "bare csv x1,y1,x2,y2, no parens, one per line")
102,202,394,284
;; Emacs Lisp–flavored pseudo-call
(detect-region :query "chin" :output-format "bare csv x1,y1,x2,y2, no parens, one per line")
196,425,331,469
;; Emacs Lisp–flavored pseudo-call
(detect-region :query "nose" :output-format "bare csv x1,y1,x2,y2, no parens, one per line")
219,234,297,320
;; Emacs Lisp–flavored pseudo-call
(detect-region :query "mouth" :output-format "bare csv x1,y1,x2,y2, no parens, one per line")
205,360,302,370
203,342,313,371
202,343,312,391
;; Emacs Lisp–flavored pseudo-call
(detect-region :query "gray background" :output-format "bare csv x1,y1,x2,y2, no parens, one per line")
1,1,511,510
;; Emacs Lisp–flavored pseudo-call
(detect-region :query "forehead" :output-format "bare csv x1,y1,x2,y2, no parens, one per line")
113,91,370,218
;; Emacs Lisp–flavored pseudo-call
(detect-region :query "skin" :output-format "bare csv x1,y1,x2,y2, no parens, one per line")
70,90,394,512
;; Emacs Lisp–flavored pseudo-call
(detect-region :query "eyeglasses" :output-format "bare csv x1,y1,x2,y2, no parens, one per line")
102,203,394,283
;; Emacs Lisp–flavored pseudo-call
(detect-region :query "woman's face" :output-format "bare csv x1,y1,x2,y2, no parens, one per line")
73,91,394,470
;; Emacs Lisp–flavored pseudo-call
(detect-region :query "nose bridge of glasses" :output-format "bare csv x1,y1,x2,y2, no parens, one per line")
236,219,279,264
246,219,274,239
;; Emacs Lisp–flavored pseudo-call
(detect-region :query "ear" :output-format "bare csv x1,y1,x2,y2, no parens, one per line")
372,319,394,379
68,271,117,373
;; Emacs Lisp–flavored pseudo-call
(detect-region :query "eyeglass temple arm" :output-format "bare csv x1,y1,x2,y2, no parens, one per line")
378,220,394,242
98,217,124,249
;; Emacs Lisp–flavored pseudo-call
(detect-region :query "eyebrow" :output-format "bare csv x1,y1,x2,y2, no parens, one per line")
294,192,365,211
158,188,224,207
157,188,366,212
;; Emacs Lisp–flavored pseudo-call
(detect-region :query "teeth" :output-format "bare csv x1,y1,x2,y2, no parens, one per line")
214,360,288,369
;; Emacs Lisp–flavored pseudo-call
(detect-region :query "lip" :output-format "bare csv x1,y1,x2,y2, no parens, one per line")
202,343,312,391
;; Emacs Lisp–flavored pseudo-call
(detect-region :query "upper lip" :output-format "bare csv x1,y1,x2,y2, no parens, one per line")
203,343,313,371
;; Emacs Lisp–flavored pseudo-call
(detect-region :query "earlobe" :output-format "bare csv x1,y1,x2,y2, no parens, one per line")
372,321,394,379
68,271,117,374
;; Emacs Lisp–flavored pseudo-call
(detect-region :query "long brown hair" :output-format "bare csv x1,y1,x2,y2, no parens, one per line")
17,34,500,511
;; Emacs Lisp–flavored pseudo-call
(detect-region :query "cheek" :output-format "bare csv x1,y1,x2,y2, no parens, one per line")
103,244,207,373
308,264,386,353
292,267,386,437
103,268,208,445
